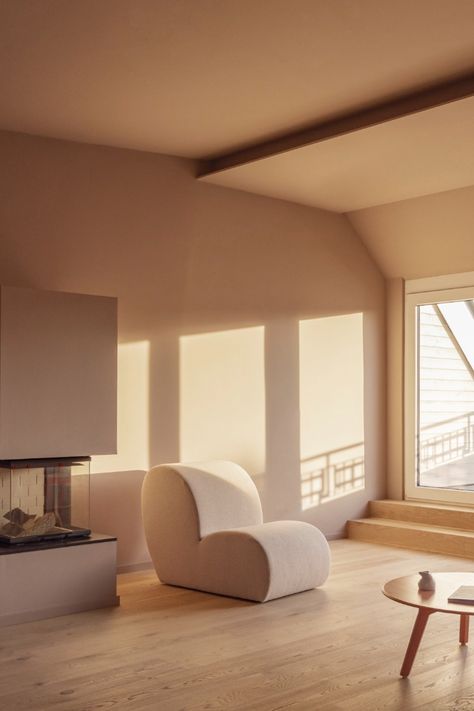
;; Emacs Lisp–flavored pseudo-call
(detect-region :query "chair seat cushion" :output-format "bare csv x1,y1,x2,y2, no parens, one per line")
199,520,330,602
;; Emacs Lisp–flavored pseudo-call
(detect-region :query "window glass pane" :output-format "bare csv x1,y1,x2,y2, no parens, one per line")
417,300,474,490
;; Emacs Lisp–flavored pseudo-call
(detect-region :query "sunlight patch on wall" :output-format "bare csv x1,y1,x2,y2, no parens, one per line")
299,313,365,509
93,341,150,473
180,326,265,479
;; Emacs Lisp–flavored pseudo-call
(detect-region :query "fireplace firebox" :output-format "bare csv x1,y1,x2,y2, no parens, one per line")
0,457,91,545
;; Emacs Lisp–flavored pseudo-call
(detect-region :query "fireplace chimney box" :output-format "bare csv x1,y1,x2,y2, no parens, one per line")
0,286,117,459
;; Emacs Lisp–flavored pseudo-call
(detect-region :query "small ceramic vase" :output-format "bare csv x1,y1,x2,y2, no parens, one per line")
418,571,436,591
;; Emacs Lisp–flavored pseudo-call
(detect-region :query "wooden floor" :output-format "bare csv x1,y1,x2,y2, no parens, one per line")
2,540,474,711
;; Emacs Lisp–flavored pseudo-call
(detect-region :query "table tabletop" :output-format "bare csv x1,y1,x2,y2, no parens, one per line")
383,572,474,615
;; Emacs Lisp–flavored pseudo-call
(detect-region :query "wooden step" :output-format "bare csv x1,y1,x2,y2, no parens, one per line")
347,517,474,558
369,499,474,531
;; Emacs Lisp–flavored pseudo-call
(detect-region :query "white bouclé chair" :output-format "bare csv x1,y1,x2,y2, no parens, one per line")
142,460,330,602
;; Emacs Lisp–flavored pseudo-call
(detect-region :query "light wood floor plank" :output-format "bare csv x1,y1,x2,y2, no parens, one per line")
2,540,474,710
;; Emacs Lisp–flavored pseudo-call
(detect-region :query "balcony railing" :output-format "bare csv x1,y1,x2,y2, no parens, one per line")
419,411,474,473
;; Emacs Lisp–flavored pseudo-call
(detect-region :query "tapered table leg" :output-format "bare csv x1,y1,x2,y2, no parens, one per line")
460,614,469,645
400,608,433,678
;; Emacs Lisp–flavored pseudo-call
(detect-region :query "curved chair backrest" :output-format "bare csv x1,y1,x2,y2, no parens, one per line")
142,460,263,586
172,460,263,537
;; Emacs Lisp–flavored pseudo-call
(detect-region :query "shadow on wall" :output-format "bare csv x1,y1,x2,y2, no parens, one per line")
92,341,151,570
90,310,375,567
89,470,148,571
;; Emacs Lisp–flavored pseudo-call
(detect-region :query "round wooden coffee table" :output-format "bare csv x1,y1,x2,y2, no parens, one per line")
383,572,474,677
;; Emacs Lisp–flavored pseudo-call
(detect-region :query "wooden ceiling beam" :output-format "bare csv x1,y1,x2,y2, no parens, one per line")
199,71,474,176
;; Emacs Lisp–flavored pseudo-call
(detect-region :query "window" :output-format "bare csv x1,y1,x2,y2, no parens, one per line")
405,274,474,504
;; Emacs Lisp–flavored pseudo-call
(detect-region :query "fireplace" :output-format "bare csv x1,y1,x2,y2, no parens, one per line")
0,457,91,545
0,287,119,624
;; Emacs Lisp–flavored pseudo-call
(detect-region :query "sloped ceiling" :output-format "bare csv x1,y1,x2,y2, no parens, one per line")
0,0,473,160
348,185,474,279
1,0,474,277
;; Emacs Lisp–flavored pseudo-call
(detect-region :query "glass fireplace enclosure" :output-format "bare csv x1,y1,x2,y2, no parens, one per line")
0,457,91,544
